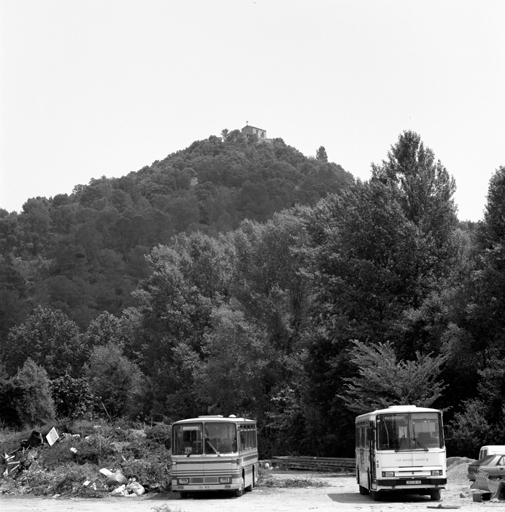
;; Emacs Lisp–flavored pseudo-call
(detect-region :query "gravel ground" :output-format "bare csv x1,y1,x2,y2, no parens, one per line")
1,457,504,512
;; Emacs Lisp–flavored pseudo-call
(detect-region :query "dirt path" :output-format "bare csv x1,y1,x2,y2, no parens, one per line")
0,469,502,512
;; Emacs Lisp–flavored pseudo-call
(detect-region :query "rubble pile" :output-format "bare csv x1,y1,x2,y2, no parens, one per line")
0,421,171,498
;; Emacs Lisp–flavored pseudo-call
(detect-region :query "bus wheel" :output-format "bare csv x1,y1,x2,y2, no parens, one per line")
371,490,381,501
180,492,188,499
359,485,369,495
235,477,244,497
429,489,441,501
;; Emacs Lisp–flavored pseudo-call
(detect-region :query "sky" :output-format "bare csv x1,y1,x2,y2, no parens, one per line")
1,0,504,222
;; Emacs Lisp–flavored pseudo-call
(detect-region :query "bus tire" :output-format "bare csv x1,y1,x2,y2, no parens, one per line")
235,477,244,497
429,489,441,501
371,490,381,501
359,485,369,495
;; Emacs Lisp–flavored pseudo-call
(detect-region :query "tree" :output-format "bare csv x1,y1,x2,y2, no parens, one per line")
85,342,146,419
82,311,124,351
471,166,505,357
195,306,273,416
1,306,85,378
231,212,311,358
51,374,94,418
13,358,56,426
131,232,234,415
303,132,458,453
440,166,505,426
316,146,328,163
19,198,52,256
340,340,447,414
481,166,505,245
371,131,458,298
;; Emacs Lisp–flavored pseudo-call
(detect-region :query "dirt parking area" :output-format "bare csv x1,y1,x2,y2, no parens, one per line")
1,463,503,512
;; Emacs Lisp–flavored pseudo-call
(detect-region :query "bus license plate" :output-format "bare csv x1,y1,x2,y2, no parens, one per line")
406,480,421,485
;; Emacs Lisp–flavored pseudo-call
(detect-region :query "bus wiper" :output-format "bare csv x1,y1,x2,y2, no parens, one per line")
206,440,220,456
414,438,429,451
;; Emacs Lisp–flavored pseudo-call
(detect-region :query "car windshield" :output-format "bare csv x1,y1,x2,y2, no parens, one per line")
476,455,496,465
377,412,443,451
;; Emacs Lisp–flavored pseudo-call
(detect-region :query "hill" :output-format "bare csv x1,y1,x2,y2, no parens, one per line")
0,129,353,334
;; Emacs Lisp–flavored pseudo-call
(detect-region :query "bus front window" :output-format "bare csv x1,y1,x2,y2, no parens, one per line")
204,422,237,454
173,423,203,455
377,413,443,451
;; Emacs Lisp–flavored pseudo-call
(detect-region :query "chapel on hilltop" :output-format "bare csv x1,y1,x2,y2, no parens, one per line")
241,124,267,141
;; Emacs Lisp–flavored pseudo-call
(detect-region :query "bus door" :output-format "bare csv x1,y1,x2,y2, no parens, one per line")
369,423,377,486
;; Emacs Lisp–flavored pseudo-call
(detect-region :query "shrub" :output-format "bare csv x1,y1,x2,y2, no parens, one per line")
145,422,172,448
13,359,56,426
51,374,95,418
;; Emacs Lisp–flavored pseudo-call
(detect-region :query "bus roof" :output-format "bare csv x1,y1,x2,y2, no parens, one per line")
173,416,256,425
355,405,441,422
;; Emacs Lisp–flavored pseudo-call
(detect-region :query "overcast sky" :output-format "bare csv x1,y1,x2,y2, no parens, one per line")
1,0,504,221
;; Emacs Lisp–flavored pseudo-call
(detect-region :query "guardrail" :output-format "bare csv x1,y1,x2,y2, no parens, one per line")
270,456,356,472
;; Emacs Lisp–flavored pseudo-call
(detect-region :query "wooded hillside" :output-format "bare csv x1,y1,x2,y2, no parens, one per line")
1,129,503,459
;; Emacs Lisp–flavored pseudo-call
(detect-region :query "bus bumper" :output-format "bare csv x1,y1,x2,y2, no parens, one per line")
377,477,447,488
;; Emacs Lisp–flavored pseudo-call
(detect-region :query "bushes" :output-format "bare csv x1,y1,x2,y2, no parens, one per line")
51,375,95,419
85,343,146,419
12,359,56,426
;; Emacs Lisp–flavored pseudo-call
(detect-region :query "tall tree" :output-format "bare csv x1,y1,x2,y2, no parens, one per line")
304,132,459,454
131,232,234,416
371,130,459,307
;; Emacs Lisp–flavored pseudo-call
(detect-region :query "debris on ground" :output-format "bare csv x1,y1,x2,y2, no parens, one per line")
1,421,171,497
471,471,505,500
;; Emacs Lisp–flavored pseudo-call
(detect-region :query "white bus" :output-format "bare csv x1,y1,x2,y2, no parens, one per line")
171,415,258,498
355,405,446,501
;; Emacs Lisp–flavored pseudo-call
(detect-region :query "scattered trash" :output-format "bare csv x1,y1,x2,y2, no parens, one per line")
45,427,60,446
100,467,128,487
126,481,145,496
471,471,505,500
70,447,78,454
21,431,44,449
109,481,146,497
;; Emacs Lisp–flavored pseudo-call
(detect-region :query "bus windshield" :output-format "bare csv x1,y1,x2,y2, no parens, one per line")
173,422,237,455
377,412,442,451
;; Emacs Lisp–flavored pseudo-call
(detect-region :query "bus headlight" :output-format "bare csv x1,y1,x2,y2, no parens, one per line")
431,470,443,476
219,477,231,483
382,471,395,477
178,478,189,484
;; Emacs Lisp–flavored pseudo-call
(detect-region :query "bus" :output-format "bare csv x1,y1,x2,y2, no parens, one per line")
171,415,258,498
355,405,446,501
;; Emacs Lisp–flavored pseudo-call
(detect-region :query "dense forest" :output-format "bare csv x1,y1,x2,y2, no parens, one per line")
0,129,504,459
